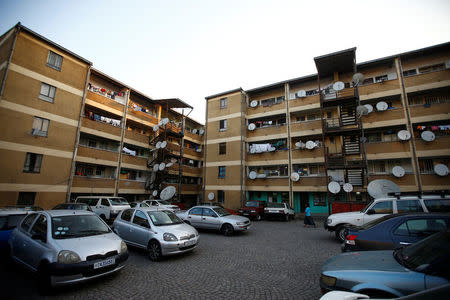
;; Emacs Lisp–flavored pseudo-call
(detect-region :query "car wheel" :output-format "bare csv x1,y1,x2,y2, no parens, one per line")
335,225,348,243
221,223,234,236
37,263,52,295
148,240,162,261
256,214,262,221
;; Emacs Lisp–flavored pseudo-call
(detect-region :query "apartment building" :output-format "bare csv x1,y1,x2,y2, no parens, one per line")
0,23,204,209
204,42,450,214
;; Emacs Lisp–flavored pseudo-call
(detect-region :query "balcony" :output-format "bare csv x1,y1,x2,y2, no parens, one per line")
404,69,450,90
118,180,146,190
409,102,450,122
248,99,286,116
292,176,327,188
246,177,289,187
326,151,365,169
290,120,322,136
365,141,410,159
247,150,288,163
362,108,405,128
121,154,148,167
183,147,203,158
247,124,287,139
369,174,416,188
323,118,359,134
167,163,202,176
72,176,116,189
184,130,203,143
81,117,122,137
359,79,401,100
77,145,119,163
291,147,324,161
86,90,125,113
124,130,152,145
320,88,356,107
421,174,450,189
289,94,320,111
127,108,159,125
415,136,450,156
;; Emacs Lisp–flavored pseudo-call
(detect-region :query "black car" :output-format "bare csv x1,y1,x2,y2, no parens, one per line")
52,203,93,211
342,213,450,252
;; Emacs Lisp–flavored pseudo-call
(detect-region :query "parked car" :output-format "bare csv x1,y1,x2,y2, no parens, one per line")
129,202,150,208
8,210,128,292
320,231,450,298
325,195,450,242
342,213,450,252
143,199,180,212
200,202,237,215
238,200,266,221
52,203,92,211
75,196,130,222
264,202,295,221
113,208,198,261
0,209,29,251
176,206,251,236
5,205,43,211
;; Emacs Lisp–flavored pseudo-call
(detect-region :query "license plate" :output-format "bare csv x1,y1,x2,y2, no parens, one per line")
184,240,196,247
94,258,115,269
243,213,249,215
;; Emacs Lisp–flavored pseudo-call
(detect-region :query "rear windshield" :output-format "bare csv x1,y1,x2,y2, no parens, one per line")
147,211,183,226
245,201,262,207
267,203,284,208
424,199,450,213
51,215,110,239
109,198,129,205
213,207,230,217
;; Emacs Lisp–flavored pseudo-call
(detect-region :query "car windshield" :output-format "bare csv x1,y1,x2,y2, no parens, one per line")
51,215,111,239
147,210,183,226
109,198,128,205
361,200,374,213
245,201,260,207
53,204,89,210
212,207,230,217
395,231,450,271
158,200,171,205
267,203,284,208
140,202,150,207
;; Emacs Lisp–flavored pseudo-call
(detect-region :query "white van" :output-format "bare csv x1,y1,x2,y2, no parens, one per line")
75,196,130,221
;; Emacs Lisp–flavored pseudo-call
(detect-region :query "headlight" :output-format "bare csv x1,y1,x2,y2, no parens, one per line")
327,218,332,224
320,274,336,287
58,250,81,264
163,233,178,241
236,222,246,225
120,241,127,254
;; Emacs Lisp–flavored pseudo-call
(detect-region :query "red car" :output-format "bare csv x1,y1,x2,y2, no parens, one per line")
238,201,266,221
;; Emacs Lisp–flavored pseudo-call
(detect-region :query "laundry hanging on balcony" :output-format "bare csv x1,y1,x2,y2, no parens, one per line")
123,147,136,156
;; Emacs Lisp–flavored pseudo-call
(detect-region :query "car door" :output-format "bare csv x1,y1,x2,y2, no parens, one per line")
392,217,449,247
186,207,203,228
363,200,393,224
98,198,111,219
27,214,51,270
130,210,151,248
114,209,134,243
201,208,221,230
11,213,38,265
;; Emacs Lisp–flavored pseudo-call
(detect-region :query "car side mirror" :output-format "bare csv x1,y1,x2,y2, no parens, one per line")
366,209,376,215
32,233,46,243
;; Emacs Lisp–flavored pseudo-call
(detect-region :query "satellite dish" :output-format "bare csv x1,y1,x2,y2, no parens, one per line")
367,179,401,199
249,171,257,179
208,192,214,200
166,162,173,168
332,81,345,91
397,130,411,141
376,101,388,111
199,129,204,135
159,162,166,171
156,141,162,149
250,100,258,108
296,90,306,98
392,166,405,178
299,142,306,149
421,131,435,142
161,118,169,125
153,125,159,132
306,141,316,150
152,190,158,197
357,105,369,116
434,164,449,177
364,104,373,113
153,164,159,172
192,129,198,134
160,141,167,149
343,183,353,193
248,123,256,131
328,181,341,194
352,73,365,86
295,142,301,148
160,186,176,201
291,172,300,182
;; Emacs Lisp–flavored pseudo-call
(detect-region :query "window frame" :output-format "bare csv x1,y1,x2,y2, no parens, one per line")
39,82,56,103
132,210,150,228
219,142,226,155
218,166,226,179
31,116,50,137
46,51,63,71
218,190,225,204
219,119,227,131
220,97,227,109
23,152,43,173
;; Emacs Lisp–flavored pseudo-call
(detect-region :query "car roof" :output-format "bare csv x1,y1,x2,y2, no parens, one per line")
42,210,96,217
191,205,222,209
0,209,30,216
378,212,450,222
133,207,169,212
374,195,450,201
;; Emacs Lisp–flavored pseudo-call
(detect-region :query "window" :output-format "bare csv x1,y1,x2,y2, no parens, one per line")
220,97,227,109
96,166,105,177
30,215,47,239
368,161,386,174
219,119,227,131
424,199,450,213
132,210,150,228
202,208,217,217
23,153,43,173
362,78,374,85
39,83,56,103
297,115,306,122
370,201,393,214
189,207,202,215
367,132,382,143
46,51,63,71
419,159,434,174
394,218,447,236
218,166,226,178
21,214,37,232
101,199,110,206
219,142,226,155
17,192,36,205
402,69,417,77
218,190,225,204
31,117,49,137
396,200,423,213
419,63,445,74
121,209,134,222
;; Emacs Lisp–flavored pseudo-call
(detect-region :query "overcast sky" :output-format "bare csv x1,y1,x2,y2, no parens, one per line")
1,0,449,123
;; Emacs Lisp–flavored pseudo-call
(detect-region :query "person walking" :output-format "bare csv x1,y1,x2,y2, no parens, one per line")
304,204,316,228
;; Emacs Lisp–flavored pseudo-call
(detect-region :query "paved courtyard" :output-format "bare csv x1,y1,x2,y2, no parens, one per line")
1,219,341,300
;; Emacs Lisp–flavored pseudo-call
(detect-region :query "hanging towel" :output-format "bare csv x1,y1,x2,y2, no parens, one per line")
431,126,439,131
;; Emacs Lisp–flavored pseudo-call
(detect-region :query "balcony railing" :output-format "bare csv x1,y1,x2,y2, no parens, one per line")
77,145,119,162
365,140,410,156
415,135,450,154
320,87,356,103
404,69,450,89
81,117,122,137
409,102,450,120
72,176,116,189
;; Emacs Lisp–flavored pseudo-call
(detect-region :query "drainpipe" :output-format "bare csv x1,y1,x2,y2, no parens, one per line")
285,83,294,209
240,91,247,207
0,25,19,101
66,66,91,202
202,99,208,204
114,90,131,196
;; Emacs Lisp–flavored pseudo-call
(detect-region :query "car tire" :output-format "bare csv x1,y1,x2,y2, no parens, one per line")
221,223,234,236
148,240,162,261
256,214,262,221
37,262,52,295
335,225,348,243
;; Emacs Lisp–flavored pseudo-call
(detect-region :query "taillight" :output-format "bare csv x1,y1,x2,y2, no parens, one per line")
345,234,357,245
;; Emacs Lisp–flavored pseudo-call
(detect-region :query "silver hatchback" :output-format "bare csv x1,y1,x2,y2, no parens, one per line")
113,208,199,261
8,210,128,291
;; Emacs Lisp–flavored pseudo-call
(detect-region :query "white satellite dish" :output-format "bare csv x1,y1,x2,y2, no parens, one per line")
250,100,258,108
367,179,401,199
291,172,300,182
332,81,345,91
170,158,177,163
257,173,267,178
296,90,306,98
160,186,176,201
343,183,353,193
392,166,405,178
161,118,169,125
249,171,257,179
248,123,256,131
160,141,167,149
192,129,198,134
199,129,204,135
295,142,301,148
376,101,388,111
357,105,369,116
156,141,162,149
152,190,158,197
153,164,159,172
159,162,166,171
153,125,159,132
208,192,215,200
364,104,373,113
299,142,306,149
434,164,449,177
269,146,276,152
352,73,365,86
421,131,435,142
306,141,316,150
328,181,341,194
397,130,411,141
166,162,173,168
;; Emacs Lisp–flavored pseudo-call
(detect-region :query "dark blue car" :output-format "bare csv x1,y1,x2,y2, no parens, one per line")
0,209,29,251
342,213,450,252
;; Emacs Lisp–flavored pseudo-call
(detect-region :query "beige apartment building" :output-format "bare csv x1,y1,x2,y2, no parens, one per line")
0,23,204,209
204,42,450,214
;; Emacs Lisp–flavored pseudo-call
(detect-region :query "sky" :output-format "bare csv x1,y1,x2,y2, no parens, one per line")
1,0,449,123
